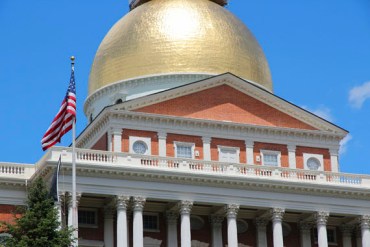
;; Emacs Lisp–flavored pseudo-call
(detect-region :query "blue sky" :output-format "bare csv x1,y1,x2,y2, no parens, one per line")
1,1,369,174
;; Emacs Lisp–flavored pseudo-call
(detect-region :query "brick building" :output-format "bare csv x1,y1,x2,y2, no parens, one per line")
1,0,370,246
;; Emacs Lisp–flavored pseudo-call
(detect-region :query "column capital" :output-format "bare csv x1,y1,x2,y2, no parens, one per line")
299,221,313,232
202,136,212,143
255,217,269,228
329,147,339,156
340,224,354,237
359,215,370,229
244,139,254,148
271,208,285,221
287,144,296,152
225,204,239,218
104,206,115,220
116,195,130,210
166,211,178,224
315,211,329,225
111,127,123,135
210,214,224,227
68,192,82,207
132,196,146,211
157,131,167,139
178,201,193,215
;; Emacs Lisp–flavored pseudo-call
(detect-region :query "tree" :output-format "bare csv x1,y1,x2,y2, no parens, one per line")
1,177,73,247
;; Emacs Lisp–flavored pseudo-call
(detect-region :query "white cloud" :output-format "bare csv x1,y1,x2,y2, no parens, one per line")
339,134,352,155
302,105,334,122
348,81,370,108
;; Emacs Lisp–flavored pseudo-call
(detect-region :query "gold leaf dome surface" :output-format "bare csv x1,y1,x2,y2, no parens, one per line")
88,0,273,96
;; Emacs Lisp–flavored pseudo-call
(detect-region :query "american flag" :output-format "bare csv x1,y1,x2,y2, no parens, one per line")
41,66,76,151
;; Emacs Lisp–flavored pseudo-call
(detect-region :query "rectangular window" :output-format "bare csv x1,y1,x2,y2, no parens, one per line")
313,227,337,244
78,209,98,228
261,150,281,167
175,142,194,159
143,214,159,231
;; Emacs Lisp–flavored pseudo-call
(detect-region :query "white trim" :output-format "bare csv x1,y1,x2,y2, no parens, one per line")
303,153,324,171
174,141,195,159
260,149,281,167
218,146,240,163
130,136,151,155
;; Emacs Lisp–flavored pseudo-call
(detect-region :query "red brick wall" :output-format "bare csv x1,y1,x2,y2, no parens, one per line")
91,133,108,151
166,134,203,159
211,138,246,163
122,129,159,155
296,146,331,171
135,85,317,130
253,142,289,167
79,208,104,241
0,205,17,226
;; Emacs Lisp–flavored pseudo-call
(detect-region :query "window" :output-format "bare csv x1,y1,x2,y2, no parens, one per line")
175,142,195,159
78,208,98,228
129,136,151,155
307,157,321,170
303,153,323,171
261,150,281,166
143,214,159,232
313,227,337,244
218,146,240,163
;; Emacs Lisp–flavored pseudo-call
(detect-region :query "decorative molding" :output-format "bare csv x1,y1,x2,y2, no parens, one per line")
271,208,285,221
225,204,239,218
178,201,193,215
359,215,370,229
166,211,178,224
299,221,313,232
209,214,224,227
255,218,269,228
315,211,329,225
132,196,146,211
116,195,130,210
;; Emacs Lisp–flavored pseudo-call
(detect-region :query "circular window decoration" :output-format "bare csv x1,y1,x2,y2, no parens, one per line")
237,219,248,233
133,141,148,154
190,216,204,230
307,157,321,170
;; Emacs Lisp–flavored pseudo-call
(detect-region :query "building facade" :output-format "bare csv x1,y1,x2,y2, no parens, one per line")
1,0,370,247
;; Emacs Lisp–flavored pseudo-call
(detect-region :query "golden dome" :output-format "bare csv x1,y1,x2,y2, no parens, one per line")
88,0,273,96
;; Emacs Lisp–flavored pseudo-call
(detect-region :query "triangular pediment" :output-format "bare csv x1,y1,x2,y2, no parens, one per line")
111,73,347,134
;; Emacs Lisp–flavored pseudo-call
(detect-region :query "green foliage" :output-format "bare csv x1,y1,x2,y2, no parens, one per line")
1,177,73,247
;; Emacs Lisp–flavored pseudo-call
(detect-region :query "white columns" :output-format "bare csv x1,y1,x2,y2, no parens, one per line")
315,211,329,247
179,201,193,247
245,140,254,164
116,196,130,247
329,148,339,172
104,207,114,247
287,144,296,169
210,215,224,247
225,204,239,247
55,192,64,230
158,132,167,157
299,222,312,247
107,128,113,151
360,215,370,247
68,193,81,229
341,225,353,247
112,128,123,152
271,208,285,247
357,227,363,247
255,218,268,247
202,137,212,161
166,211,178,247
132,197,146,247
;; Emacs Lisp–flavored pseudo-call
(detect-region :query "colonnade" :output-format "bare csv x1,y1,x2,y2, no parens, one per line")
60,195,370,247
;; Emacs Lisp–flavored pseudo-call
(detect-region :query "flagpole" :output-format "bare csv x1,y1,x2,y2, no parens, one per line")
70,56,78,246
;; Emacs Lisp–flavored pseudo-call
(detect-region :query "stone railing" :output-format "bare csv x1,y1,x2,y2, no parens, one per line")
35,147,370,188
0,162,35,179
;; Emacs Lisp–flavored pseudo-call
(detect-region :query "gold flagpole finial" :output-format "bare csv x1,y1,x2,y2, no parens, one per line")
70,56,75,64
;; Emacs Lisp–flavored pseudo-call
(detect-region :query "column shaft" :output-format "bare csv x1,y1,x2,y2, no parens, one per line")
329,148,339,172
245,140,254,164
104,207,114,247
271,208,285,247
299,223,312,247
158,132,167,157
166,211,178,247
202,137,211,161
116,196,129,247
112,128,122,152
210,215,224,247
360,215,370,247
179,201,193,247
132,197,146,247
226,204,239,247
287,145,296,169
316,211,329,247
255,218,268,247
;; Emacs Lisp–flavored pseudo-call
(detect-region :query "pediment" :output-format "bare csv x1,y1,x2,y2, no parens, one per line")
113,73,347,134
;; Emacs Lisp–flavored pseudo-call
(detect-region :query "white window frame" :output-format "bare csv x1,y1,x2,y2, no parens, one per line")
78,208,98,228
260,150,281,167
174,141,195,159
217,146,240,163
129,136,151,155
143,213,160,232
303,153,323,171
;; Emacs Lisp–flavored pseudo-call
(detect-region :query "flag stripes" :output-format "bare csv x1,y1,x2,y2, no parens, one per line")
41,66,76,151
